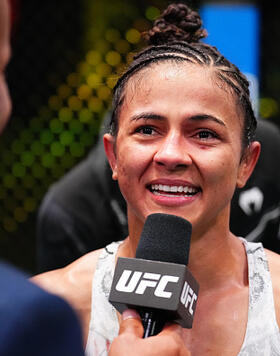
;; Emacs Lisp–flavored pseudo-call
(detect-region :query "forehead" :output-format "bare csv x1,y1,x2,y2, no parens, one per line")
122,61,239,120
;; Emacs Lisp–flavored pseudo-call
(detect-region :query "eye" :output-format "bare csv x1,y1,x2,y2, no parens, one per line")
196,130,218,141
135,125,157,136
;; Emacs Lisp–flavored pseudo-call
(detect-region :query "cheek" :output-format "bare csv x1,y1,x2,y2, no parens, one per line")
117,147,143,180
115,150,139,205
202,151,240,190
115,141,152,191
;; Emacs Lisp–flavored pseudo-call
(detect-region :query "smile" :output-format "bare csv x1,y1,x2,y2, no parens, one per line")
149,184,200,197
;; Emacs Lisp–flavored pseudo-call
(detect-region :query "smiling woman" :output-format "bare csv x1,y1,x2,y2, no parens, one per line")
32,3,280,356
104,62,251,236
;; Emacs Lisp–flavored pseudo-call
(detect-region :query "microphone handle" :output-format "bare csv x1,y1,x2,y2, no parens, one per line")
139,309,166,338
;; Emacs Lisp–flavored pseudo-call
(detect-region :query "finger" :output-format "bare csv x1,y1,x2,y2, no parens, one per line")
158,322,184,339
118,309,144,338
157,323,190,356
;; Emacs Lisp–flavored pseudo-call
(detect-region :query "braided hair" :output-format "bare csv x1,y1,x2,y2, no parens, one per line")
110,3,257,151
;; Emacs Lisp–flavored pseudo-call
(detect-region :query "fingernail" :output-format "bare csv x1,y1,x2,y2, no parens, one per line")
122,309,141,321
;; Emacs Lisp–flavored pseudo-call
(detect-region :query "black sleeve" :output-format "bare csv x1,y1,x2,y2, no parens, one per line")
36,136,128,272
36,195,93,272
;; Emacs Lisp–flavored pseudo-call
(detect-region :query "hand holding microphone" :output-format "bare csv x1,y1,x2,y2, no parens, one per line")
109,213,199,337
109,309,191,356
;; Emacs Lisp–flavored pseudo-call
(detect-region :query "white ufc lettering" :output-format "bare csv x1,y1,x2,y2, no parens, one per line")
115,270,143,292
180,281,197,315
135,272,160,294
115,270,179,298
154,275,179,298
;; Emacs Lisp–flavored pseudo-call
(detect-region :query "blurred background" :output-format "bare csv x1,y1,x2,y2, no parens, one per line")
1,0,279,273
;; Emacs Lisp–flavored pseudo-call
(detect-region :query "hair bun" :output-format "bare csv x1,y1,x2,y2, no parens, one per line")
144,3,207,45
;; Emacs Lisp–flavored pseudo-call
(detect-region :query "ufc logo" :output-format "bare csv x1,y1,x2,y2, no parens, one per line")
180,281,197,315
115,270,179,298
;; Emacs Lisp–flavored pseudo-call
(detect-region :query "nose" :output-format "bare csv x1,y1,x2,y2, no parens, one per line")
153,132,192,170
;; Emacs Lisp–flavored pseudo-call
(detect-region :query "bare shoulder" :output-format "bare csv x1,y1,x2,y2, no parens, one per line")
32,249,102,301
31,249,102,332
265,249,280,326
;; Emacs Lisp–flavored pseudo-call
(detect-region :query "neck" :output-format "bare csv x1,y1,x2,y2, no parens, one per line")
189,225,248,292
118,209,144,258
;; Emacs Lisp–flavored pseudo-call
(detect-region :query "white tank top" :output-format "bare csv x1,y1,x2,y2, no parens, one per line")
85,239,280,355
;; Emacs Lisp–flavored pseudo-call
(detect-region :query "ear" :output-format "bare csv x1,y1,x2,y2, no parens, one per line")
236,141,261,188
103,133,118,180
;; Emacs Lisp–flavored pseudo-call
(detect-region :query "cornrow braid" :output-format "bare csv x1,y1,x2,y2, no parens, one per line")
109,3,257,151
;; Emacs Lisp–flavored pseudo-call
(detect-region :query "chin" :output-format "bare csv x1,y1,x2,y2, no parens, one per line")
144,207,193,223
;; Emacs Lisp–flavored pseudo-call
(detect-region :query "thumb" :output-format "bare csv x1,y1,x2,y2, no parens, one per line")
158,322,184,337
118,309,144,338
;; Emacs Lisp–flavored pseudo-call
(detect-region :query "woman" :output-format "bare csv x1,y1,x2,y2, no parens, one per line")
33,3,280,355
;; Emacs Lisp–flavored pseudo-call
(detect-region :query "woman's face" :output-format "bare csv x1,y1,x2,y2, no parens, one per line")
104,62,260,236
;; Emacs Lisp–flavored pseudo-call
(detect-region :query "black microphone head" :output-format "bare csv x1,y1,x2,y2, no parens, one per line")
135,213,192,265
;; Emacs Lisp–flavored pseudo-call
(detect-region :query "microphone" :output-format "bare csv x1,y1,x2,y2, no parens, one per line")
109,213,199,337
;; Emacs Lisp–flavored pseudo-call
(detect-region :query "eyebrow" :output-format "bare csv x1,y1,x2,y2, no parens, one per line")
130,112,165,122
188,114,226,127
130,112,226,127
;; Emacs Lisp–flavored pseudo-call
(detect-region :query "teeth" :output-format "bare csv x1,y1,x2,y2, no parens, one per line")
150,184,198,195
